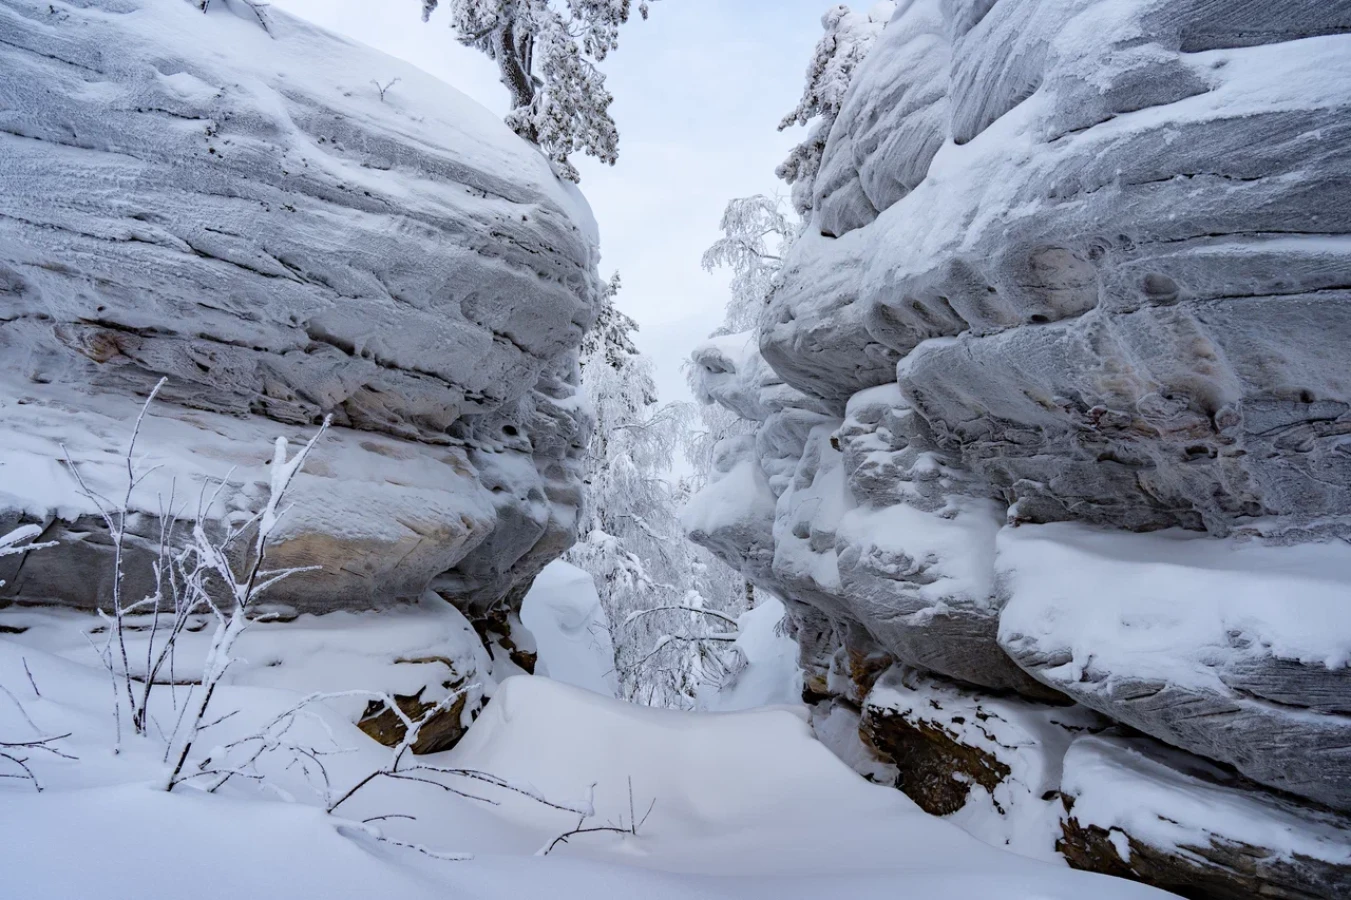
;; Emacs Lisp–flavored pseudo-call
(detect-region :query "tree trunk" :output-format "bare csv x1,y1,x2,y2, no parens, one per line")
494,21,538,143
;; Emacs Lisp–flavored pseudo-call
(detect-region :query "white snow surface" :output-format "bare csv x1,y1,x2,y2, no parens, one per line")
680,435,778,543
810,700,899,786
998,521,1351,689
836,495,1005,620
697,597,801,712
520,561,619,698
0,612,1175,899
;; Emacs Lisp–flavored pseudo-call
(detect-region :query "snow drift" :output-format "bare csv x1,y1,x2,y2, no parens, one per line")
0,619,1176,899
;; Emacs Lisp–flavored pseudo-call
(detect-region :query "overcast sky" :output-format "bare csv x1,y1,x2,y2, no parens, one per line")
268,0,827,407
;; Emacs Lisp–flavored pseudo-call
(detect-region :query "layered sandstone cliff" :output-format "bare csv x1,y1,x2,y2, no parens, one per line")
0,0,600,617
687,3,1351,895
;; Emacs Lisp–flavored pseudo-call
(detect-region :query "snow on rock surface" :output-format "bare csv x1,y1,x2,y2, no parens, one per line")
861,665,1107,864
682,433,782,596
771,1,1351,533
687,0,1351,894
1059,735,1351,899
696,597,802,712
447,675,1169,897
998,521,1351,811
0,0,599,614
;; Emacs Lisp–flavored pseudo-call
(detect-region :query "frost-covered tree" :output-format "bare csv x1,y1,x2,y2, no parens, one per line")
421,0,655,181
700,194,796,334
567,276,747,707
777,2,895,214
670,194,801,641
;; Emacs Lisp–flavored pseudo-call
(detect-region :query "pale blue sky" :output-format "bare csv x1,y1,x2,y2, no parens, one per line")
269,0,828,406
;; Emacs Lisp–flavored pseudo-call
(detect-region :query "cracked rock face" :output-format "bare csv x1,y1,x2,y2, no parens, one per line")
0,0,598,614
686,0,1351,889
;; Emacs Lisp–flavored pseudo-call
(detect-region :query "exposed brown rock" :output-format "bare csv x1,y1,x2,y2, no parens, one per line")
356,657,478,755
861,703,1010,816
1057,735,1351,900
471,608,538,675
846,646,894,702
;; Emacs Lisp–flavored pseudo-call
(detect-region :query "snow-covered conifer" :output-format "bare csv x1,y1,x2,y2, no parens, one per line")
421,0,655,181
777,2,895,214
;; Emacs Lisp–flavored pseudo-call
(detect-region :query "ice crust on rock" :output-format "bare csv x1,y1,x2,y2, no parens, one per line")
686,0,1351,889
0,0,599,614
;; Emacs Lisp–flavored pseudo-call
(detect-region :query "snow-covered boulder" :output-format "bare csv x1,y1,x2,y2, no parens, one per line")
688,331,835,424
810,0,949,239
682,435,781,597
519,560,619,698
759,230,900,411
771,0,1351,533
833,385,1056,697
688,334,778,423
0,0,599,613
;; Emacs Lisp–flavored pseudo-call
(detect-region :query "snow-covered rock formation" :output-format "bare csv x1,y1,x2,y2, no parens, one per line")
688,2,1351,895
0,0,599,616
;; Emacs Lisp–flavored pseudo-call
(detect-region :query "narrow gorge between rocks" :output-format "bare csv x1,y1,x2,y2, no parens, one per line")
1,2,1348,899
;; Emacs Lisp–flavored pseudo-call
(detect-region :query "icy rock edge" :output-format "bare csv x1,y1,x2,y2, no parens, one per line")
686,2,1351,897
0,0,601,622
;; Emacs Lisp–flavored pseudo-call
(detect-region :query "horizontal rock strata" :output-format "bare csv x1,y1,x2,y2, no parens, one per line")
0,0,600,615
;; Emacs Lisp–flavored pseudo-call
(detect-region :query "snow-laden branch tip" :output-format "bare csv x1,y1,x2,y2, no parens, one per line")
538,776,654,856
624,605,739,628
1,683,77,792
0,525,57,560
700,195,796,334
161,416,332,791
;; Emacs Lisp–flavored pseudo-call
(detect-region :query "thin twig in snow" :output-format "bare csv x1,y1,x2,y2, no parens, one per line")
22,658,39,699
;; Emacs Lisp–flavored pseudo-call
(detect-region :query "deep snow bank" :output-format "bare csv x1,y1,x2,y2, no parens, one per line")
520,561,618,698
0,0,599,615
686,1,1351,895
0,619,1174,899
